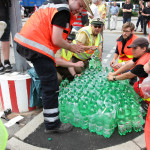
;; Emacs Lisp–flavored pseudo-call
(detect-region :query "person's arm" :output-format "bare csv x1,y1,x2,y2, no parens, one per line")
122,4,132,12
144,60,150,74
116,7,119,16
109,60,135,76
98,43,102,61
76,41,97,51
52,26,86,54
107,71,136,81
56,58,84,67
142,12,150,17
68,67,76,76
110,53,119,67
124,9,132,12
141,8,150,16
122,5,126,12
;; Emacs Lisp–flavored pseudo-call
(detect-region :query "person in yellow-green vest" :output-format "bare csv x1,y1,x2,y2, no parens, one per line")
73,18,104,72
56,34,84,83
98,0,107,19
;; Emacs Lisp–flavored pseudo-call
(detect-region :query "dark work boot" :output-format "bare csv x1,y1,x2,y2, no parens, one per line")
45,122,73,133
4,60,12,72
0,63,5,75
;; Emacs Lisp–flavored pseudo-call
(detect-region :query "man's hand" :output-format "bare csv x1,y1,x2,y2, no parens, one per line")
113,63,122,69
110,59,116,67
107,74,114,81
108,72,114,76
90,46,97,50
75,61,84,67
99,55,102,61
70,44,85,54
75,74,82,77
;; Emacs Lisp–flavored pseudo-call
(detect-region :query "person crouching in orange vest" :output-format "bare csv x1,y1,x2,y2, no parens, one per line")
108,37,150,106
110,22,138,85
14,0,93,134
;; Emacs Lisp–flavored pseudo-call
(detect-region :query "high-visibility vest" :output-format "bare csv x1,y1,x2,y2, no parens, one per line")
117,34,138,63
98,4,107,18
61,48,73,61
74,26,102,60
133,53,150,102
14,0,76,63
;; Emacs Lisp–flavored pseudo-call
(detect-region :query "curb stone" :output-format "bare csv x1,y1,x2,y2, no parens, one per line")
98,141,141,150
7,137,49,150
14,112,43,141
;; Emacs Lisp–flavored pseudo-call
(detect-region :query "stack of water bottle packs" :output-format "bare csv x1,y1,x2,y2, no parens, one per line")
58,57,146,138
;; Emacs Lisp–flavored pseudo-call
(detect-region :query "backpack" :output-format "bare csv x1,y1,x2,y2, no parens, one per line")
81,13,89,26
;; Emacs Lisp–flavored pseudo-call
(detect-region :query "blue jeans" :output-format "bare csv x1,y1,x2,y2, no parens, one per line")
123,18,131,24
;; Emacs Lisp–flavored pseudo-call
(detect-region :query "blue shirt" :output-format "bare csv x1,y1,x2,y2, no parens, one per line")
110,5,119,15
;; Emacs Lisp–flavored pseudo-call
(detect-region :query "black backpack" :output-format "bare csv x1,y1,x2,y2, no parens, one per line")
81,13,89,25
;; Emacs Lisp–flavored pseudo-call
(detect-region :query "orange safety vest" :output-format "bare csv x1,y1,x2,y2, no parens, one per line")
117,34,138,62
133,53,150,102
14,1,76,62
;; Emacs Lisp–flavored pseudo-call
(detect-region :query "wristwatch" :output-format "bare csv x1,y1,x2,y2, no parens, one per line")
113,76,116,81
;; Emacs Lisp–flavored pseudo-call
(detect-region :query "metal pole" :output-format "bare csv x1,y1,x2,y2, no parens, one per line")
9,0,30,72
107,0,111,30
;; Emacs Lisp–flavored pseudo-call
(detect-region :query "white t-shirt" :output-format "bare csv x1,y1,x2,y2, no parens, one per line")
88,3,100,23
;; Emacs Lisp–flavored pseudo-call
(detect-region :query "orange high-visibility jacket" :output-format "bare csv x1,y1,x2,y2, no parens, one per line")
14,0,76,62
117,34,138,62
133,53,150,100
134,53,150,81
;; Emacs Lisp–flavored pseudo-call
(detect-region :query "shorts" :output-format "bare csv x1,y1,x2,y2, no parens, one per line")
0,20,10,41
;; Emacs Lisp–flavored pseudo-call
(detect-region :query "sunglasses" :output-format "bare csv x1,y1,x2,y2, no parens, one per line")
67,38,73,41
94,25,102,28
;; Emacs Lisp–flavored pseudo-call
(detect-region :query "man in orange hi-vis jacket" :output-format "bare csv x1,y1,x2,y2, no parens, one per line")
14,0,94,133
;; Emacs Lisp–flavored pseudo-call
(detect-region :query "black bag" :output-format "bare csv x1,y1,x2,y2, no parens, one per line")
81,13,89,25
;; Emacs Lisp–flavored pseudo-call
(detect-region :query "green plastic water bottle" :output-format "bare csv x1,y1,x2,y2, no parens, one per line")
94,48,100,57
89,114,97,132
89,58,95,69
117,107,126,135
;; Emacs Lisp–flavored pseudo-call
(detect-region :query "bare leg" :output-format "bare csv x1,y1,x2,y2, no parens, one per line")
1,41,10,61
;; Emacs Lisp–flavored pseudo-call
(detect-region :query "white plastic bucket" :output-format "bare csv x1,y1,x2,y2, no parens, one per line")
0,21,7,39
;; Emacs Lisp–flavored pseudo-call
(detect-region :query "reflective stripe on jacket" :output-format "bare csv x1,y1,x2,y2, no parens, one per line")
74,26,102,60
61,48,73,61
117,34,138,63
14,0,76,62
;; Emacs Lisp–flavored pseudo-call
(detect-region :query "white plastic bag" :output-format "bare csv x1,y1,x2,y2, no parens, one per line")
141,75,150,98
0,21,7,38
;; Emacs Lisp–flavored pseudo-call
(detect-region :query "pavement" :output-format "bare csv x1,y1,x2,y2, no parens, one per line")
0,16,149,150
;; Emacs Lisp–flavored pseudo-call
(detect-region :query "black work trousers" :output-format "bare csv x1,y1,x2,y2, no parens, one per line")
143,19,149,35
31,57,60,130
136,15,143,29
